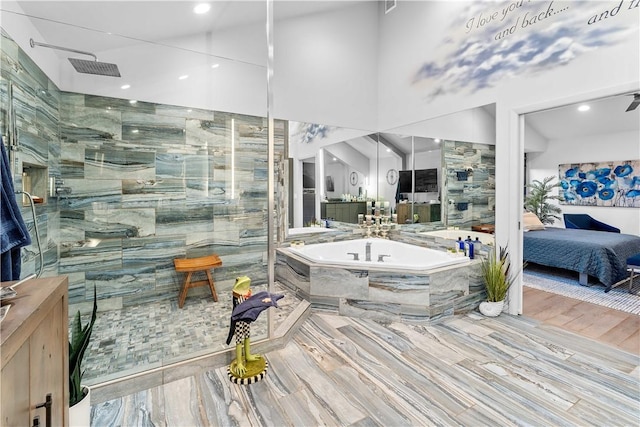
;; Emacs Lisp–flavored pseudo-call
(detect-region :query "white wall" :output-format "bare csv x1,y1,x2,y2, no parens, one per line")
388,105,496,144
3,1,380,126
377,154,403,209
324,142,370,177
273,2,379,130
524,122,548,153
378,1,639,130
324,162,346,197
0,1,62,83
527,130,640,235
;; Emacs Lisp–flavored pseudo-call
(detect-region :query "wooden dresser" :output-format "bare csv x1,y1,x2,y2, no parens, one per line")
1,276,69,427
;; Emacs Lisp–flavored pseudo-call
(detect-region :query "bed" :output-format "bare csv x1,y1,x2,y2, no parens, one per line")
523,227,640,291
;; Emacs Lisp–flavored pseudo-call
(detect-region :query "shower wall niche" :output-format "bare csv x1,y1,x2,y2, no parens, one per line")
21,163,48,205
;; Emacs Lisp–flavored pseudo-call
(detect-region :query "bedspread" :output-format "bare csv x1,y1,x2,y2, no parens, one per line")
523,227,640,289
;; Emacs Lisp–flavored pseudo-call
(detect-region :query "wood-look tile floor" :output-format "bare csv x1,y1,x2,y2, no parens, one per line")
524,286,640,355
93,306,640,426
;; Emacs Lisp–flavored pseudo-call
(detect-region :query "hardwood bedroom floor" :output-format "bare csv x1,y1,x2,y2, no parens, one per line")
523,286,640,355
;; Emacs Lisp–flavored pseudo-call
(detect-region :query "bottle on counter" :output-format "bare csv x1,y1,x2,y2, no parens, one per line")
464,238,475,259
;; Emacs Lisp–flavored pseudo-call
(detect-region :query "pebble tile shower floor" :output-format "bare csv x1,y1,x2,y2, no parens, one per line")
81,283,299,382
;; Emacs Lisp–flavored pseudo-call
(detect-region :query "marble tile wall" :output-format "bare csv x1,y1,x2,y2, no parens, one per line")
0,30,61,279
444,140,496,229
2,30,286,311
59,94,285,307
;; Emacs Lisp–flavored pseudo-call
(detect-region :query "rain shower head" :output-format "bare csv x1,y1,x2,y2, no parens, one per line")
68,58,121,77
30,38,121,77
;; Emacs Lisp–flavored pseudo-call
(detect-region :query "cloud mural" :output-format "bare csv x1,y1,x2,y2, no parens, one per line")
413,0,636,98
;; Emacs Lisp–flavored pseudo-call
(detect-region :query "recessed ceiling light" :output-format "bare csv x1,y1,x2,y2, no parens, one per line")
434,138,441,143
193,3,210,14
386,148,391,152
178,75,189,80
333,157,337,161
211,63,220,69
132,129,139,133
121,84,130,90
578,104,590,112
129,100,137,104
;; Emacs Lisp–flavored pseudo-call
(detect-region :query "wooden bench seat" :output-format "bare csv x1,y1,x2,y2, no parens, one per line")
174,254,222,308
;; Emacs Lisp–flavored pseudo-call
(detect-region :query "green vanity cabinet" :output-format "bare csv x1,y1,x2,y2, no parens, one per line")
321,201,367,224
396,203,441,224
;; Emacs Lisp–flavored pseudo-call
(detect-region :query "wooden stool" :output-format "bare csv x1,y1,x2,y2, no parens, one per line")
174,254,222,308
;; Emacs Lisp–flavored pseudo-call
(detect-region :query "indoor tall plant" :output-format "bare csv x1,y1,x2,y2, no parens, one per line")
524,176,562,225
479,245,523,317
69,285,97,425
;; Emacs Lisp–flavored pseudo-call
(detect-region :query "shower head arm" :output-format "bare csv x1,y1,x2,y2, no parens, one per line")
30,38,98,61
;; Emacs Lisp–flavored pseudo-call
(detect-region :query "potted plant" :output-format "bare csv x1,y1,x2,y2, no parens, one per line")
479,245,523,317
69,286,97,426
524,176,562,225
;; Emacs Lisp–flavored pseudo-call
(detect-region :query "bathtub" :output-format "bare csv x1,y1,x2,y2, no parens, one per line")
275,238,484,323
283,238,469,272
420,229,494,246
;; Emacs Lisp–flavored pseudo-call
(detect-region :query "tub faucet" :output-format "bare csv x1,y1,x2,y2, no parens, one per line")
365,241,372,261
347,252,359,261
377,254,390,262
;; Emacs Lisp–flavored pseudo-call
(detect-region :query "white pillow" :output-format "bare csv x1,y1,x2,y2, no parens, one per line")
523,212,545,232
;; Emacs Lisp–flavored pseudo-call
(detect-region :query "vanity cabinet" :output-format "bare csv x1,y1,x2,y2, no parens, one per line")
1,276,69,427
321,201,367,224
397,203,441,224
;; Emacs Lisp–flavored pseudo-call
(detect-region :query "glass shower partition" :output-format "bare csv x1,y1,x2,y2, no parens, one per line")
0,2,273,385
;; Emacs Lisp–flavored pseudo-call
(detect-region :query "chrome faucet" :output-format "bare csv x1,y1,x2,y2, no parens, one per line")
365,241,372,261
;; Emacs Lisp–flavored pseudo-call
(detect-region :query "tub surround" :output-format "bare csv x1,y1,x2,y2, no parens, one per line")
276,239,485,323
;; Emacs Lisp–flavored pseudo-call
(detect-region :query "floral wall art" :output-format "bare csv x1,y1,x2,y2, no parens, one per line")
559,160,640,208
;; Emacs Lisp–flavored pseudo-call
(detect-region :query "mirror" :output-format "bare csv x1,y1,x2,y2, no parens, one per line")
378,133,442,227
287,122,377,234
283,103,497,240
385,103,497,234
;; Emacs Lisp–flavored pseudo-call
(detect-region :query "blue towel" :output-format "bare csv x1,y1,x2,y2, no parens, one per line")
1,138,31,281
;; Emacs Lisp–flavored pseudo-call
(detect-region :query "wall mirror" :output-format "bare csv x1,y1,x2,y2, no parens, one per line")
383,103,497,235
284,103,497,241
286,122,378,234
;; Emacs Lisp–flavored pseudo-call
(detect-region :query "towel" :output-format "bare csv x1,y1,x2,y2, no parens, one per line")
1,138,31,281
225,291,284,345
230,291,284,322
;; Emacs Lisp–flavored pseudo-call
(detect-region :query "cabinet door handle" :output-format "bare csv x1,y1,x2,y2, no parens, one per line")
35,393,52,427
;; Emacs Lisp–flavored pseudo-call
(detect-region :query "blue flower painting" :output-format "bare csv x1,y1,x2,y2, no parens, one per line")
559,160,640,208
